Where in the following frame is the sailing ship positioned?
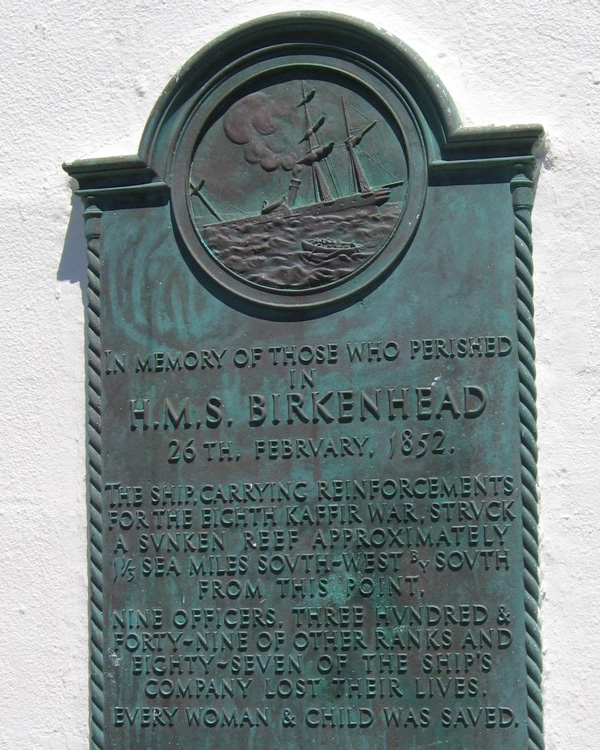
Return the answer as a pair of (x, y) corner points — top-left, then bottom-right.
(191, 83), (404, 289)
(196, 83), (402, 233)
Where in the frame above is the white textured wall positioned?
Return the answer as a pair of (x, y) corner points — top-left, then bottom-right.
(1, 1), (597, 748)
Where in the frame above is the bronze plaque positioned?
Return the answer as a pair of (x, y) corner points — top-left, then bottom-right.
(65, 13), (544, 750)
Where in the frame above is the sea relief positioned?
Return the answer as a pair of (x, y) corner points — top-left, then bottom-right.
(189, 79), (409, 291)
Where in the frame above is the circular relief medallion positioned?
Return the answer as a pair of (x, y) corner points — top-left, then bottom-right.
(172, 57), (427, 309)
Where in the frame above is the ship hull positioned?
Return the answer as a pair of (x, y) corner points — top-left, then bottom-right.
(204, 188), (390, 231)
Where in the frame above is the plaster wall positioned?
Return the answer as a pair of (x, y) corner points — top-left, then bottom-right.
(0, 1), (597, 748)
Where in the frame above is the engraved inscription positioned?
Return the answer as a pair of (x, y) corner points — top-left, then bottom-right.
(101, 331), (525, 743)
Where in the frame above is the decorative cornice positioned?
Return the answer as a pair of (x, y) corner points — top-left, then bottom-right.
(63, 155), (168, 200)
(429, 154), (539, 185)
(442, 124), (543, 159)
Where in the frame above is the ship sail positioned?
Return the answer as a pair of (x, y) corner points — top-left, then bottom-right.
(313, 163), (334, 203)
(294, 85), (387, 206)
(298, 82), (339, 203)
(297, 141), (335, 202)
(348, 142), (371, 194)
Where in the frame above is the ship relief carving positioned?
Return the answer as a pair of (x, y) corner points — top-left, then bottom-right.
(174, 71), (426, 307)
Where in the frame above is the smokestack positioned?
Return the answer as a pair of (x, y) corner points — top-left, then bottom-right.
(288, 178), (301, 207)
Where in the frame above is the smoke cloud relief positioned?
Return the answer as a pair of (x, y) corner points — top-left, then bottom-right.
(223, 92), (298, 172)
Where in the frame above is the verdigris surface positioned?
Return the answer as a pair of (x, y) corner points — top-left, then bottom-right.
(65, 13), (544, 750)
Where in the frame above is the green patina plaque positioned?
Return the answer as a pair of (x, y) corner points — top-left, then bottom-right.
(65, 13), (544, 750)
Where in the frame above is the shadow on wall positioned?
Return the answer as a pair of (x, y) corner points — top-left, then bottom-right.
(57, 190), (86, 303)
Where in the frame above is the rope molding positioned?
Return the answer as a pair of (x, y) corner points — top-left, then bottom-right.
(511, 169), (544, 750)
(84, 199), (105, 750)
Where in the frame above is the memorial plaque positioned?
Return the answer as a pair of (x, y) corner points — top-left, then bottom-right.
(65, 13), (544, 750)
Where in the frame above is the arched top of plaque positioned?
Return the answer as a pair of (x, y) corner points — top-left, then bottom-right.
(148, 15), (433, 309)
(67, 13), (542, 311)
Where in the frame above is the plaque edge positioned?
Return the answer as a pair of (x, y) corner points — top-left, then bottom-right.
(66, 17), (546, 750)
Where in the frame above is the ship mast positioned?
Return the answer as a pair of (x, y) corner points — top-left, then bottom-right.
(342, 97), (376, 195)
(299, 82), (334, 203)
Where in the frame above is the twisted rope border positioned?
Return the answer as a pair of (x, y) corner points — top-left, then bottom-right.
(511, 170), (544, 750)
(84, 200), (105, 750)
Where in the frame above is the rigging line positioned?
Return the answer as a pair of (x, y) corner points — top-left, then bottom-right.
(321, 147), (342, 197)
(379, 131), (398, 175)
(359, 149), (399, 180)
(341, 96), (351, 137)
(223, 200), (244, 214)
(346, 98), (372, 123)
(190, 187), (222, 221)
